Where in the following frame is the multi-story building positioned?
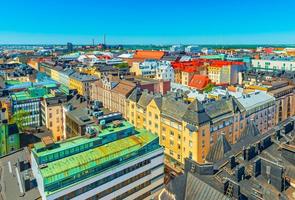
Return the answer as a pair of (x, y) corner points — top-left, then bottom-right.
(58, 68), (76, 87)
(251, 58), (295, 72)
(268, 81), (295, 124)
(130, 60), (174, 82)
(185, 45), (201, 54)
(0, 123), (20, 156)
(10, 87), (48, 127)
(170, 45), (185, 53)
(155, 62), (174, 82)
(10, 85), (66, 128)
(127, 90), (212, 166)
(203, 97), (246, 145)
(41, 94), (68, 141)
(207, 60), (245, 85)
(90, 77), (136, 118)
(31, 118), (164, 200)
(234, 91), (276, 134)
(69, 72), (98, 97)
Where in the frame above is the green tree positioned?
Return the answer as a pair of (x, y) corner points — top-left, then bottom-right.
(114, 63), (129, 69)
(11, 110), (30, 132)
(203, 83), (215, 93)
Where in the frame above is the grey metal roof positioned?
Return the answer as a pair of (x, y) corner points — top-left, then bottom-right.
(161, 97), (189, 122)
(185, 172), (229, 200)
(206, 134), (232, 162)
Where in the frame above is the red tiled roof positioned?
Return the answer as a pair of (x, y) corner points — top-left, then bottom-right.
(188, 75), (211, 90)
(172, 59), (244, 71)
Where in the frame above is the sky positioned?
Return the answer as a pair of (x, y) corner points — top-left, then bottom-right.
(0, 0), (295, 45)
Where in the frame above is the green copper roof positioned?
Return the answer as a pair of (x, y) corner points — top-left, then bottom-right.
(40, 130), (157, 186)
(33, 121), (134, 158)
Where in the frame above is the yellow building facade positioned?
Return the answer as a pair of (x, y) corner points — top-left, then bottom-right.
(126, 91), (212, 168)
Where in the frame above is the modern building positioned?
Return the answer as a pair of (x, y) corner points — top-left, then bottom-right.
(66, 42), (73, 52)
(31, 117), (164, 200)
(184, 45), (201, 54)
(170, 45), (185, 53)
(251, 58), (295, 72)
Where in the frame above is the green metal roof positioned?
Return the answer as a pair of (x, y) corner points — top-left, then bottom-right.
(33, 121), (134, 158)
(40, 129), (157, 186)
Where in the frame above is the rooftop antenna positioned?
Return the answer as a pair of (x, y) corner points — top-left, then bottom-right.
(92, 39), (95, 47)
(104, 34), (106, 46)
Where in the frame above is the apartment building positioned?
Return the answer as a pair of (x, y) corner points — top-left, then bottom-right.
(126, 90), (211, 166)
(234, 91), (276, 134)
(268, 81), (295, 124)
(90, 78), (136, 117)
(69, 72), (98, 97)
(41, 94), (67, 141)
(207, 60), (245, 85)
(31, 118), (164, 200)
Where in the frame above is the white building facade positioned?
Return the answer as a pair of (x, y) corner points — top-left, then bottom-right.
(251, 59), (295, 71)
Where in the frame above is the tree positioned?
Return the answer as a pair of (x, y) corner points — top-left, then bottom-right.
(11, 110), (30, 132)
(203, 83), (215, 93)
(114, 63), (129, 69)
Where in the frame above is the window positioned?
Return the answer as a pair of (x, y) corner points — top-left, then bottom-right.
(155, 123), (158, 128)
(202, 130), (205, 137)
(49, 113), (52, 118)
(49, 121), (52, 127)
(189, 140), (193, 147)
(170, 131), (174, 136)
(170, 150), (174, 156)
(170, 140), (174, 146)
(155, 114), (159, 119)
(202, 140), (205, 148)
(189, 151), (193, 159)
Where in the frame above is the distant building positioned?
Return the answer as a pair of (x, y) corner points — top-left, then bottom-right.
(251, 58), (295, 72)
(69, 72), (98, 97)
(170, 45), (185, 53)
(185, 45), (201, 54)
(31, 118), (164, 200)
(66, 42), (73, 52)
(207, 60), (245, 85)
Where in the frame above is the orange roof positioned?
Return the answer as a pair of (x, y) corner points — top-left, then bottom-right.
(188, 75), (211, 90)
(133, 50), (165, 60)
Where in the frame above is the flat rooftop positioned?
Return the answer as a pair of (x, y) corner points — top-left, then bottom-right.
(40, 130), (157, 186)
(0, 148), (41, 200)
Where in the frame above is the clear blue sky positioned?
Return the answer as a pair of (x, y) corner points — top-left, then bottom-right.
(1, 0), (295, 44)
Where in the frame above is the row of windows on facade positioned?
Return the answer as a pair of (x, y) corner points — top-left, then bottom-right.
(55, 158), (158, 200)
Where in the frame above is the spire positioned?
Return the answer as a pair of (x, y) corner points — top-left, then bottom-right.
(206, 134), (232, 162)
(239, 119), (260, 141)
